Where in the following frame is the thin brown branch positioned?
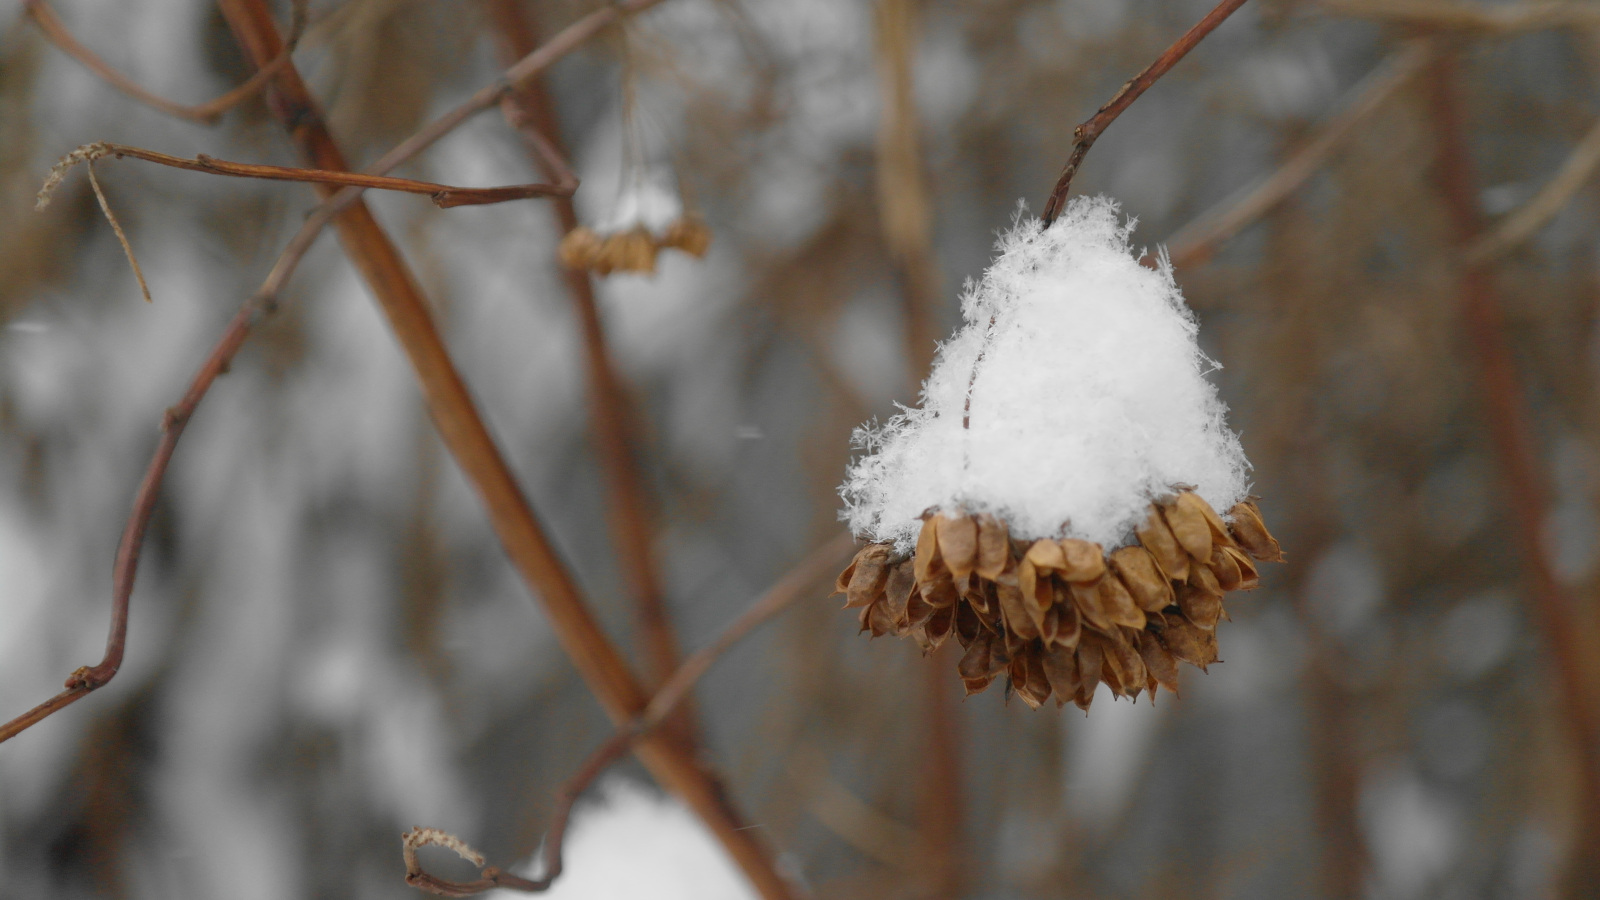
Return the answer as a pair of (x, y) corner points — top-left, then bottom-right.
(1040, 0), (1250, 225)
(1318, 0), (1600, 33)
(212, 2), (797, 898)
(403, 533), (854, 897)
(485, 0), (688, 713)
(1425, 50), (1600, 889)
(1165, 39), (1432, 268)
(0, 0), (664, 748)
(23, 0), (305, 124)
(1466, 112), (1600, 265)
(43, 141), (572, 208)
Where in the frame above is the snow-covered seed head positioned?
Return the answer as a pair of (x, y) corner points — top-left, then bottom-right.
(557, 173), (710, 277)
(834, 196), (1282, 708)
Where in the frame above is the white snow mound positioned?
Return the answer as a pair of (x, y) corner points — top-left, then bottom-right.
(840, 196), (1250, 552)
(491, 779), (759, 900)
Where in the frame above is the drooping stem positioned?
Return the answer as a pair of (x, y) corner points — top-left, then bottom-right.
(1040, 0), (1250, 224)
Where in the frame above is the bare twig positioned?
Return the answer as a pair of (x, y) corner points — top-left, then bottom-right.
(1040, 0), (1251, 224)
(485, 0), (689, 713)
(23, 0), (306, 124)
(42, 141), (573, 208)
(1318, 0), (1600, 33)
(1166, 40), (1432, 268)
(84, 161), (152, 303)
(403, 533), (854, 897)
(1465, 113), (1600, 265)
(0, 0), (669, 752)
(1426, 50), (1600, 888)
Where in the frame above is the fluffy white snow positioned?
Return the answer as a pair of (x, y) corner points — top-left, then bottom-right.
(840, 196), (1250, 551)
(492, 779), (759, 900)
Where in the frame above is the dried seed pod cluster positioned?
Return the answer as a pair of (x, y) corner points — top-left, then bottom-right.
(557, 217), (712, 277)
(835, 492), (1282, 710)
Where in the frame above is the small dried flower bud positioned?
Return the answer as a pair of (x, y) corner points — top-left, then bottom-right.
(1162, 492), (1214, 561)
(1138, 630), (1181, 696)
(1042, 643), (1080, 704)
(1221, 546), (1260, 590)
(914, 516), (943, 583)
(616, 227), (659, 273)
(1177, 583), (1223, 630)
(1058, 539), (1107, 582)
(1226, 500), (1284, 562)
(844, 543), (892, 609)
(1098, 575), (1147, 629)
(1109, 545), (1173, 612)
(662, 216), (712, 257)
(974, 513), (1010, 579)
(558, 226), (602, 270)
(1137, 506), (1190, 581)
(1159, 620), (1219, 669)
(935, 513), (979, 581)
(1024, 538), (1067, 572)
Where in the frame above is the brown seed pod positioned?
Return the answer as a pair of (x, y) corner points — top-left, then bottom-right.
(1177, 582), (1223, 630)
(662, 216), (713, 257)
(1226, 499), (1284, 562)
(1058, 539), (1106, 582)
(1042, 643), (1080, 704)
(1109, 545), (1173, 612)
(936, 513), (980, 582)
(557, 226), (603, 270)
(844, 543), (893, 609)
(839, 496), (1280, 708)
(1159, 620), (1220, 669)
(1162, 492), (1213, 561)
(1097, 574), (1147, 629)
(1137, 506), (1190, 582)
(1138, 630), (1181, 695)
(974, 513), (1010, 579)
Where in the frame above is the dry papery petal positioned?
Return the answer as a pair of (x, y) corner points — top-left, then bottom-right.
(836, 494), (1281, 709)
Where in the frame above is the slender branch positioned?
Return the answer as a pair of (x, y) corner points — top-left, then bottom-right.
(484, 0), (689, 710)
(1465, 113), (1600, 265)
(0, 0), (665, 748)
(44, 141), (573, 208)
(212, 3), (797, 899)
(404, 533), (854, 897)
(1425, 50), (1600, 878)
(23, 0), (305, 124)
(1039, 0), (1250, 224)
(1318, 0), (1600, 33)
(1165, 40), (1432, 268)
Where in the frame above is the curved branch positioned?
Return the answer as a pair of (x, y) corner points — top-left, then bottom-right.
(403, 533), (854, 897)
(1040, 0), (1250, 224)
(23, 0), (306, 124)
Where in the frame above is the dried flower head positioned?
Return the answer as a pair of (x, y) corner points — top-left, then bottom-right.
(558, 173), (710, 276)
(836, 496), (1282, 708)
(836, 197), (1281, 708)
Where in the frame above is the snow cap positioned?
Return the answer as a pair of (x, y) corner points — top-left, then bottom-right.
(841, 196), (1251, 552)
